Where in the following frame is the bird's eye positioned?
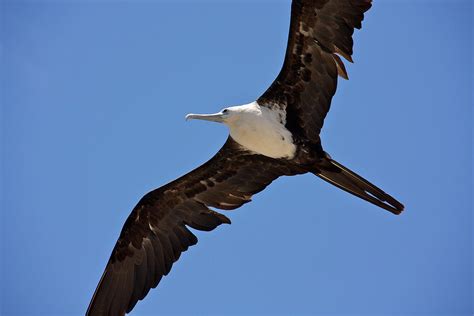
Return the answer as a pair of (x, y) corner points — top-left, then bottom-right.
(222, 109), (229, 114)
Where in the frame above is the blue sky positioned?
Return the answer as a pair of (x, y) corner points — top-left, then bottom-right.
(1, 1), (472, 315)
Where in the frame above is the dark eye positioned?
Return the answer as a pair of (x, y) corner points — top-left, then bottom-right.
(222, 109), (229, 114)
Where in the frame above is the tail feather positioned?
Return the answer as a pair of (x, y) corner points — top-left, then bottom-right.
(312, 157), (404, 215)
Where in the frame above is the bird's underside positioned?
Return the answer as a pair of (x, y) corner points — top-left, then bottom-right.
(87, 0), (404, 315)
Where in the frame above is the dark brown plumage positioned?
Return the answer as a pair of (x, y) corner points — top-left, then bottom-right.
(259, 0), (372, 142)
(257, 0), (403, 214)
(87, 1), (403, 315)
(87, 138), (304, 315)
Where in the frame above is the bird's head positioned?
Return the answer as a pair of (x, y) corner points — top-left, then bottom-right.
(185, 106), (239, 125)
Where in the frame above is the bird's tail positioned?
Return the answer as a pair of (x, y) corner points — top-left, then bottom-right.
(310, 156), (404, 215)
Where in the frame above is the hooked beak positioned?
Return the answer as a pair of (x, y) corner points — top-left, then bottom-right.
(185, 112), (225, 123)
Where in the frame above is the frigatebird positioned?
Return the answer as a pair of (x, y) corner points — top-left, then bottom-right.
(87, 0), (404, 315)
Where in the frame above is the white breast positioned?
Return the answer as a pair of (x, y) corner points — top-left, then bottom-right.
(226, 102), (296, 159)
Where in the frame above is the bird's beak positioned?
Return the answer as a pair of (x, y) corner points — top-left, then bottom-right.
(185, 113), (225, 123)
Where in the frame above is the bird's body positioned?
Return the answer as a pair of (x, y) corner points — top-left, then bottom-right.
(87, 1), (405, 315)
(212, 101), (296, 159)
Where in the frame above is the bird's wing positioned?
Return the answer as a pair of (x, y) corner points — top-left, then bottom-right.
(87, 137), (303, 316)
(258, 0), (372, 143)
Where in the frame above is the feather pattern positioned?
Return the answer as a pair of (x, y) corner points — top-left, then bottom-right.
(258, 0), (372, 143)
(86, 137), (303, 316)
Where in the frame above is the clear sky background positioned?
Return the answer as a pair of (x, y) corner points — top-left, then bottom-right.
(1, 1), (472, 315)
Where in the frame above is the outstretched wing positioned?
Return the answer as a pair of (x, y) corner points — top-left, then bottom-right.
(258, 0), (372, 143)
(87, 137), (303, 316)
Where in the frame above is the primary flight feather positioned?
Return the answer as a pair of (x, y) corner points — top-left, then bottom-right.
(87, 1), (403, 315)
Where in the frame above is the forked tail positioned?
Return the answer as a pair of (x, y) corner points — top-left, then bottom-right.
(311, 157), (404, 215)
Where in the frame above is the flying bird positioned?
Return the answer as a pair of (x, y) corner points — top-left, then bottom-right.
(87, 0), (403, 315)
